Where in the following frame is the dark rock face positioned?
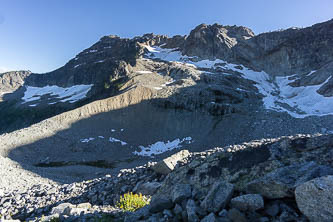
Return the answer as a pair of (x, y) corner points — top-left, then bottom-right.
(183, 23), (254, 60)
(25, 35), (144, 96)
(236, 19), (333, 75)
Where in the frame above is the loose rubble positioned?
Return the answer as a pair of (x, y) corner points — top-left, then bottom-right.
(0, 133), (332, 221)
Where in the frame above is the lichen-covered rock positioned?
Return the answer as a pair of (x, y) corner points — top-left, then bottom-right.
(230, 194), (264, 211)
(295, 175), (333, 222)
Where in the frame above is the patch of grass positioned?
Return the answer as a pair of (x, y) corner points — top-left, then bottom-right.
(116, 192), (150, 212)
(49, 217), (60, 222)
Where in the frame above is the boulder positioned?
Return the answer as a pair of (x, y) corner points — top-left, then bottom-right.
(227, 208), (247, 222)
(201, 212), (218, 222)
(136, 182), (161, 196)
(230, 194), (264, 211)
(149, 196), (173, 213)
(200, 181), (234, 213)
(171, 183), (192, 203)
(50, 203), (74, 215)
(295, 175), (333, 222)
(152, 150), (190, 175)
(186, 199), (200, 222)
(246, 162), (333, 199)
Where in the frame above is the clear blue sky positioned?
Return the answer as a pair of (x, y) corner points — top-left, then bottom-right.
(1, 0), (332, 73)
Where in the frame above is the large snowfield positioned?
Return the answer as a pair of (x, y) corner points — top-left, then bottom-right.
(146, 46), (333, 118)
(22, 84), (93, 105)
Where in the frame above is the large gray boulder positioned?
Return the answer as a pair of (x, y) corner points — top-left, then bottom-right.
(246, 162), (333, 199)
(152, 150), (190, 175)
(295, 175), (333, 222)
(200, 181), (234, 213)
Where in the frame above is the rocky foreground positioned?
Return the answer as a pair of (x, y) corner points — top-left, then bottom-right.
(1, 133), (333, 222)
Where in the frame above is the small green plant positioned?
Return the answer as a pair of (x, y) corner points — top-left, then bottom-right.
(49, 217), (60, 222)
(116, 192), (150, 212)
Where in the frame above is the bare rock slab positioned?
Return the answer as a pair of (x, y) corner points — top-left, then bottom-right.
(152, 150), (190, 174)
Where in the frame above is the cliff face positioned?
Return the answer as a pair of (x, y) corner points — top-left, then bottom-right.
(0, 70), (31, 93)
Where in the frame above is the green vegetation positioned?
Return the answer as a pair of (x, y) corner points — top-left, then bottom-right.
(49, 217), (60, 222)
(116, 192), (150, 212)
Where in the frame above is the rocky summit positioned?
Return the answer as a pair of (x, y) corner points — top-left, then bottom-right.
(0, 19), (333, 222)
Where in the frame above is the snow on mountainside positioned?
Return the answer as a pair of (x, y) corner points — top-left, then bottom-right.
(146, 46), (333, 118)
(22, 84), (93, 106)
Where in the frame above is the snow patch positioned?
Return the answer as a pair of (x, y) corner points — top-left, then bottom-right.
(87, 49), (98, 53)
(239, 65), (333, 118)
(74, 64), (84, 69)
(109, 137), (127, 146)
(133, 137), (193, 157)
(306, 70), (317, 76)
(145, 46), (237, 70)
(146, 45), (333, 118)
(22, 84), (93, 104)
(136, 71), (153, 74)
(80, 137), (95, 143)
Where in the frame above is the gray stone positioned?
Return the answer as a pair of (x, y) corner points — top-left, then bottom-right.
(137, 182), (161, 196)
(68, 207), (86, 216)
(264, 203), (280, 217)
(230, 194), (264, 211)
(227, 208), (247, 222)
(218, 209), (228, 217)
(171, 184), (192, 203)
(295, 175), (333, 222)
(76, 202), (91, 209)
(201, 212), (217, 222)
(163, 209), (173, 218)
(50, 203), (74, 215)
(246, 162), (333, 199)
(152, 150), (190, 174)
(173, 204), (183, 215)
(186, 199), (200, 222)
(40, 214), (60, 222)
(200, 181), (234, 213)
(149, 196), (174, 213)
